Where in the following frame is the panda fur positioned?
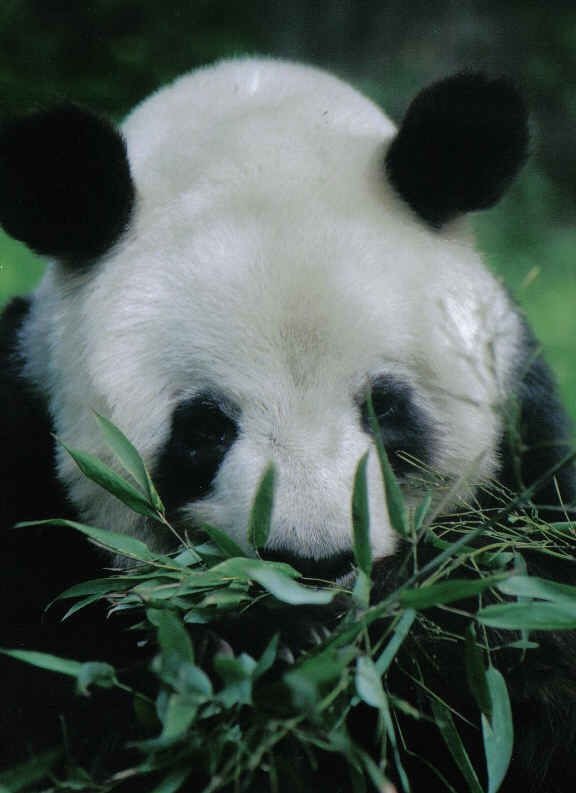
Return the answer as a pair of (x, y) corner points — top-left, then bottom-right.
(0, 58), (575, 790)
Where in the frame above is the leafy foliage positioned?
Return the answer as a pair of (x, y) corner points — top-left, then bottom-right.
(3, 415), (576, 792)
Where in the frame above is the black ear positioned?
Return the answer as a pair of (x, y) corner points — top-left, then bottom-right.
(385, 73), (529, 228)
(0, 103), (135, 261)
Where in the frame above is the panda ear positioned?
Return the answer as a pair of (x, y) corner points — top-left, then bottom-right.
(385, 72), (529, 228)
(0, 103), (135, 261)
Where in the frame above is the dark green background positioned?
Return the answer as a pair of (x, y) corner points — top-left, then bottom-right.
(1, 0), (574, 419)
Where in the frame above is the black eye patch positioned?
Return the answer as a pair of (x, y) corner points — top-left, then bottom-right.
(359, 375), (435, 479)
(153, 394), (239, 512)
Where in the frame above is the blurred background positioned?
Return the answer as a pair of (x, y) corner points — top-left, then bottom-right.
(0, 0), (574, 419)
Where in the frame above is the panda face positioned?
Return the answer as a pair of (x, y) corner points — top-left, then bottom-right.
(15, 58), (528, 566)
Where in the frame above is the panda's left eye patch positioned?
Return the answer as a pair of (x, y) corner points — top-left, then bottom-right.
(153, 395), (238, 511)
(359, 375), (435, 479)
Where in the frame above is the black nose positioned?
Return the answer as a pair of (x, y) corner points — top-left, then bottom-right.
(260, 548), (355, 581)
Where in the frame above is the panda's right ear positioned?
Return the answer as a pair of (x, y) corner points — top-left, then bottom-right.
(385, 72), (529, 228)
(0, 103), (135, 262)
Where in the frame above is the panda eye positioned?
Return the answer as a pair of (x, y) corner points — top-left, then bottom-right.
(359, 376), (435, 479)
(370, 388), (401, 420)
(173, 398), (237, 450)
(153, 394), (239, 509)
(360, 376), (408, 428)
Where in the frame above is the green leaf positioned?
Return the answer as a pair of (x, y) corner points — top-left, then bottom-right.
(62, 593), (107, 621)
(498, 575), (576, 605)
(362, 665), (411, 792)
(254, 634), (279, 680)
(0, 650), (122, 700)
(171, 547), (202, 567)
(549, 521), (576, 532)
(0, 748), (62, 792)
(364, 390), (408, 537)
(149, 610), (194, 663)
(202, 524), (247, 558)
(93, 411), (165, 513)
(352, 569), (372, 608)
(210, 556), (299, 580)
(464, 624), (491, 720)
(214, 653), (257, 707)
(248, 463), (276, 550)
(375, 609), (416, 675)
(413, 493), (433, 532)
(248, 565), (335, 605)
(60, 441), (159, 517)
(0, 648), (83, 677)
(352, 452), (372, 576)
(507, 639), (539, 650)
(76, 661), (118, 695)
(400, 576), (502, 610)
(482, 668), (513, 793)
(478, 601), (576, 630)
(158, 693), (198, 742)
(183, 610), (213, 624)
(17, 519), (158, 562)
(356, 748), (390, 793)
(54, 577), (136, 601)
(198, 589), (251, 609)
(431, 699), (484, 793)
(285, 646), (356, 711)
(356, 655), (386, 709)
(177, 662), (213, 699)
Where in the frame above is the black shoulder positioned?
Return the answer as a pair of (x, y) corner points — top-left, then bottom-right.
(1, 298), (139, 767)
(496, 321), (575, 518)
(0, 297), (71, 531)
(0, 296), (105, 620)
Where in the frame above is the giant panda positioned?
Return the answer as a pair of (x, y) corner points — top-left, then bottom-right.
(1, 58), (575, 790)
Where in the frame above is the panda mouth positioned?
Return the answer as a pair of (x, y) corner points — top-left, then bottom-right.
(260, 549), (355, 583)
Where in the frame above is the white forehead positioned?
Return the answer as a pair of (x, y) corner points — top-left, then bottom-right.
(22, 58), (521, 544)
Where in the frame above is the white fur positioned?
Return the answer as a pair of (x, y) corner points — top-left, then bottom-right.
(20, 57), (523, 560)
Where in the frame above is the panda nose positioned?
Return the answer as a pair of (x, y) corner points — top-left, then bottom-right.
(260, 548), (355, 581)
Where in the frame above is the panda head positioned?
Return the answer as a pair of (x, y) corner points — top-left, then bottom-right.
(1, 59), (529, 576)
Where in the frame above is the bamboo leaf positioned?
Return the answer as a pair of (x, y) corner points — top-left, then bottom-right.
(0, 648), (83, 678)
(248, 463), (276, 550)
(76, 661), (118, 695)
(400, 576), (502, 610)
(254, 634), (279, 680)
(482, 668), (513, 793)
(352, 452), (372, 576)
(364, 390), (408, 537)
(413, 494), (433, 532)
(210, 556), (299, 580)
(431, 699), (484, 793)
(60, 441), (159, 517)
(464, 624), (492, 720)
(478, 601), (576, 631)
(149, 609), (194, 663)
(497, 575), (576, 605)
(54, 577), (135, 601)
(158, 693), (197, 742)
(248, 566), (335, 605)
(375, 609), (416, 675)
(202, 524), (246, 558)
(352, 569), (372, 608)
(93, 411), (165, 514)
(356, 655), (386, 709)
(17, 519), (158, 562)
